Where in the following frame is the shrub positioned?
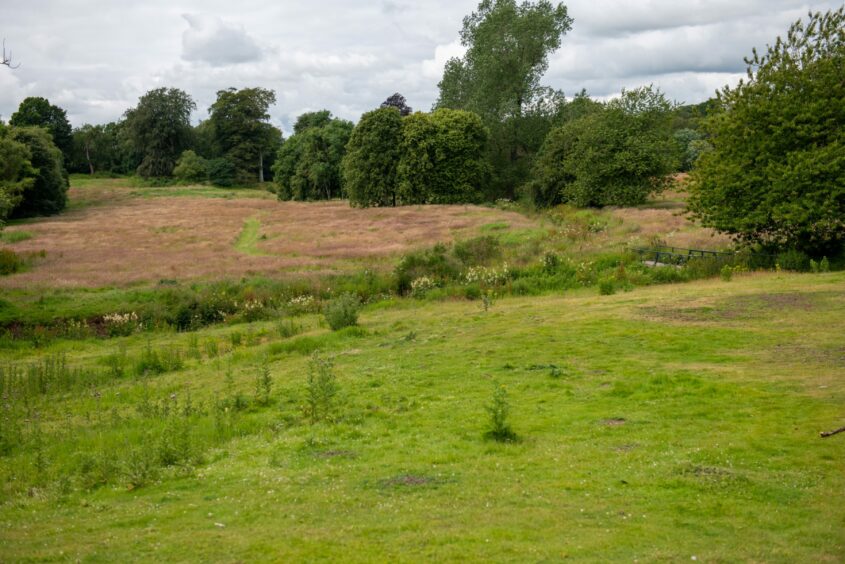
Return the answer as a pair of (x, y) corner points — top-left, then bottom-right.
(342, 107), (403, 207)
(395, 244), (460, 294)
(484, 383), (517, 442)
(720, 264), (733, 281)
(207, 158), (236, 187)
(173, 150), (208, 183)
(598, 277), (616, 295)
(0, 249), (23, 275)
(8, 126), (69, 217)
(776, 249), (810, 272)
(453, 235), (501, 265)
(323, 293), (360, 331)
(305, 354), (339, 424)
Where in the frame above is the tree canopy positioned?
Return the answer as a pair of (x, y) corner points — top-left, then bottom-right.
(124, 88), (196, 178)
(436, 0), (572, 198)
(7, 126), (68, 217)
(10, 97), (73, 165)
(342, 107), (404, 207)
(274, 112), (353, 201)
(208, 87), (279, 184)
(528, 86), (678, 207)
(380, 93), (412, 117)
(0, 123), (34, 225)
(397, 109), (490, 204)
(687, 7), (845, 256)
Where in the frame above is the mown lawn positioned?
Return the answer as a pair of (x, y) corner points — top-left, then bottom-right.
(1, 271), (843, 561)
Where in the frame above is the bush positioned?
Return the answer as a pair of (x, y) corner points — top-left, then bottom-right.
(453, 235), (501, 265)
(395, 243), (460, 295)
(0, 249), (23, 275)
(173, 150), (208, 183)
(8, 126), (69, 217)
(342, 107), (403, 207)
(323, 293), (360, 331)
(777, 249), (810, 272)
(720, 264), (733, 281)
(207, 158), (235, 187)
(484, 383), (517, 442)
(598, 277), (616, 295)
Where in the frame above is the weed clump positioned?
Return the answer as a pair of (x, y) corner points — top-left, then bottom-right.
(323, 293), (360, 331)
(305, 354), (339, 424)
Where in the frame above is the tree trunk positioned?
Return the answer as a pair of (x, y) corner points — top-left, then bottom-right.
(85, 144), (94, 175)
(258, 151), (264, 183)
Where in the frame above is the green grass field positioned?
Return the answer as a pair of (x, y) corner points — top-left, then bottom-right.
(1, 270), (843, 561)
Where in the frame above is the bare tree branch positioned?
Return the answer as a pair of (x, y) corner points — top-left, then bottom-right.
(2, 39), (21, 69)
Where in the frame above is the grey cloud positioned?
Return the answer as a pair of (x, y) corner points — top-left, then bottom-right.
(181, 14), (262, 66)
(0, 0), (841, 129)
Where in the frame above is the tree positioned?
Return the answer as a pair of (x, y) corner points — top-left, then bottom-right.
(274, 112), (353, 201)
(380, 93), (412, 116)
(527, 86), (678, 207)
(342, 107), (403, 207)
(397, 109), (490, 204)
(208, 87), (279, 184)
(10, 97), (73, 165)
(436, 0), (572, 198)
(124, 88), (195, 178)
(0, 123), (34, 225)
(688, 8), (845, 256)
(8, 126), (68, 217)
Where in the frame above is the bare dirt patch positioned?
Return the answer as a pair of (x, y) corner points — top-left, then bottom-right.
(0, 193), (536, 288)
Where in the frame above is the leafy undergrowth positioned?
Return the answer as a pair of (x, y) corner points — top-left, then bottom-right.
(0, 271), (843, 561)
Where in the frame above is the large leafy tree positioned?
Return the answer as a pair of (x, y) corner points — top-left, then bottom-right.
(208, 87), (279, 184)
(124, 88), (196, 178)
(10, 97), (73, 166)
(7, 126), (68, 217)
(274, 112), (353, 201)
(688, 8), (845, 256)
(397, 109), (490, 204)
(528, 86), (678, 207)
(436, 0), (572, 198)
(342, 107), (403, 207)
(0, 123), (34, 225)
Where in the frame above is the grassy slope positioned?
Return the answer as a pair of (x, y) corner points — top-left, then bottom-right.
(1, 271), (844, 561)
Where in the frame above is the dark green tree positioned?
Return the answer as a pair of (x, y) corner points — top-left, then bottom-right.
(173, 150), (208, 183)
(688, 8), (845, 256)
(528, 86), (678, 207)
(342, 107), (403, 207)
(0, 123), (34, 225)
(436, 0), (573, 198)
(274, 113), (353, 201)
(397, 108), (490, 204)
(8, 126), (69, 217)
(124, 88), (196, 178)
(9, 97), (73, 166)
(208, 87), (279, 184)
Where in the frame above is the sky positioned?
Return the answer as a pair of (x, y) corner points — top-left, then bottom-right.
(1, 0), (841, 133)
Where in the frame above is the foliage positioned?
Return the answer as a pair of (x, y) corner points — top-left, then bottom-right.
(69, 121), (137, 175)
(124, 88), (196, 178)
(380, 93), (413, 116)
(9, 97), (73, 165)
(208, 87), (280, 184)
(0, 249), (23, 275)
(0, 124), (35, 223)
(436, 0), (573, 198)
(342, 107), (403, 207)
(323, 293), (361, 331)
(396, 109), (490, 204)
(7, 126), (69, 217)
(528, 86), (679, 207)
(173, 150), (208, 183)
(206, 158), (235, 187)
(673, 128), (711, 172)
(274, 113), (353, 200)
(305, 354), (339, 424)
(688, 8), (845, 256)
(484, 382), (516, 442)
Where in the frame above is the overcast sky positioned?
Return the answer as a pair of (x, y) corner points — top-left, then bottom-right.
(1, 0), (841, 133)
